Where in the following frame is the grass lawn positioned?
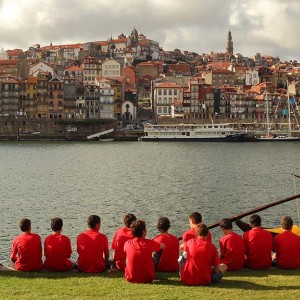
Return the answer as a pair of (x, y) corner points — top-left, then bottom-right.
(0, 268), (299, 300)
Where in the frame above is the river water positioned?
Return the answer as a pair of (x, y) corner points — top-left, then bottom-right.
(0, 141), (300, 264)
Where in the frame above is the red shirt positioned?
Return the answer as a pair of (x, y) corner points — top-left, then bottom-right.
(111, 227), (134, 270)
(44, 233), (73, 271)
(182, 228), (212, 244)
(152, 233), (180, 272)
(124, 237), (161, 283)
(274, 230), (300, 269)
(219, 232), (245, 271)
(243, 227), (273, 269)
(11, 232), (43, 271)
(181, 237), (219, 286)
(77, 229), (109, 273)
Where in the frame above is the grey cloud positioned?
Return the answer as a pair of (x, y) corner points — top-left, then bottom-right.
(1, 0), (300, 61)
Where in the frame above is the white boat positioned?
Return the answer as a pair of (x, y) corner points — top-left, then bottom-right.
(256, 134), (300, 141)
(139, 123), (246, 142)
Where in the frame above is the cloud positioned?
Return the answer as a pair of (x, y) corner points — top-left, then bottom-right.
(0, 0), (300, 61)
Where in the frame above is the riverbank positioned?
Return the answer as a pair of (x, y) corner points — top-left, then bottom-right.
(0, 268), (299, 300)
(0, 129), (144, 141)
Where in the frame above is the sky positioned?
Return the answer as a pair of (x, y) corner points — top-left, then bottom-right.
(0, 0), (300, 61)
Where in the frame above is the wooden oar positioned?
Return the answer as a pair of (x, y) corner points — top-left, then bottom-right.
(291, 173), (300, 179)
(207, 193), (300, 230)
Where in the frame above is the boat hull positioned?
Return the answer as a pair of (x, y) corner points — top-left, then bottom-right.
(256, 137), (300, 142)
(139, 134), (247, 142)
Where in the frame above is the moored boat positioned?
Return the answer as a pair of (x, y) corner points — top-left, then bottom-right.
(139, 123), (247, 142)
(255, 133), (300, 142)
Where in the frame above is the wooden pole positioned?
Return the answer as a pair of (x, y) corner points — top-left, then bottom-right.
(291, 174), (300, 179)
(208, 193), (300, 229)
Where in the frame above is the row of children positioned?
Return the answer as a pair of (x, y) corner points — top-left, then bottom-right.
(2, 212), (300, 286)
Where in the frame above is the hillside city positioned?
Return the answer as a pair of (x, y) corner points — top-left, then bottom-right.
(0, 27), (300, 137)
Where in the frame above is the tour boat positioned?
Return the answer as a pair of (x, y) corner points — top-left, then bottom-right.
(139, 123), (247, 142)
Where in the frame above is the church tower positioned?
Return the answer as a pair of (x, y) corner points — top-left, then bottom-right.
(226, 30), (234, 58)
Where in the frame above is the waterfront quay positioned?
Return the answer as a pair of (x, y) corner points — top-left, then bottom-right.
(0, 117), (299, 141)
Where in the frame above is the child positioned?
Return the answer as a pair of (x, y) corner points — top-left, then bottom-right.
(44, 217), (73, 271)
(152, 217), (179, 272)
(10, 218), (43, 271)
(124, 219), (165, 283)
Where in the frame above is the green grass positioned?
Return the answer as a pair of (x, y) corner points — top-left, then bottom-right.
(0, 268), (299, 300)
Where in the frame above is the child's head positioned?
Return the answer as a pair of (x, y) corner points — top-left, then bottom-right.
(130, 219), (146, 238)
(249, 214), (261, 227)
(219, 218), (233, 230)
(124, 213), (137, 228)
(157, 217), (170, 233)
(189, 212), (202, 228)
(194, 223), (208, 238)
(51, 217), (63, 232)
(19, 218), (31, 232)
(87, 215), (101, 229)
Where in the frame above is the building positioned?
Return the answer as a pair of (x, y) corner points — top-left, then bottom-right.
(245, 68), (259, 86)
(153, 81), (181, 117)
(96, 78), (115, 119)
(102, 59), (121, 77)
(64, 65), (83, 83)
(226, 30), (234, 60)
(82, 56), (101, 85)
(205, 69), (235, 86)
(29, 61), (55, 78)
(64, 78), (78, 119)
(0, 78), (20, 118)
(24, 76), (37, 119)
(36, 72), (48, 118)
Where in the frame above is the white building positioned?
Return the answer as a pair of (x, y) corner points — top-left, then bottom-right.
(29, 61), (55, 77)
(246, 68), (259, 86)
(96, 78), (115, 119)
(102, 59), (121, 77)
(121, 100), (136, 121)
(153, 81), (181, 117)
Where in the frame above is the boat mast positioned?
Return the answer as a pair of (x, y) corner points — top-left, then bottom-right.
(287, 80), (292, 135)
(265, 92), (270, 136)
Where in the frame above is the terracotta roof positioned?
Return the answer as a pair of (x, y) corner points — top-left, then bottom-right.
(0, 78), (19, 83)
(207, 62), (232, 70)
(26, 77), (38, 84)
(0, 59), (20, 65)
(65, 66), (83, 71)
(40, 43), (83, 51)
(111, 38), (127, 43)
(92, 41), (109, 46)
(156, 82), (180, 88)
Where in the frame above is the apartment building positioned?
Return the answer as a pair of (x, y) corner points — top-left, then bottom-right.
(82, 56), (101, 85)
(153, 81), (181, 117)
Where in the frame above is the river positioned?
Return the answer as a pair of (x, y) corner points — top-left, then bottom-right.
(0, 141), (300, 264)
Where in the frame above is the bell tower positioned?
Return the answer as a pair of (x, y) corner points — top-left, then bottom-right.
(226, 29), (234, 57)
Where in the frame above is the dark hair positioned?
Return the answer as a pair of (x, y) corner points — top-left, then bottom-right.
(19, 218), (31, 232)
(219, 218), (232, 230)
(189, 212), (202, 224)
(123, 213), (137, 228)
(87, 215), (101, 229)
(249, 214), (261, 227)
(281, 216), (293, 230)
(130, 219), (146, 238)
(51, 217), (63, 232)
(195, 223), (208, 238)
(157, 217), (170, 232)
